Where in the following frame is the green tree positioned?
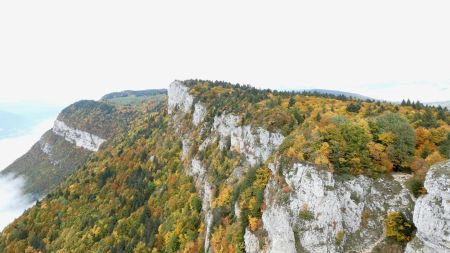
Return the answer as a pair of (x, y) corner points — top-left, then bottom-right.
(385, 212), (415, 242)
(321, 117), (372, 174)
(315, 112), (321, 122)
(417, 109), (439, 129)
(346, 103), (361, 113)
(374, 112), (415, 169)
(288, 97), (296, 108)
(292, 108), (304, 125)
(439, 133), (450, 158)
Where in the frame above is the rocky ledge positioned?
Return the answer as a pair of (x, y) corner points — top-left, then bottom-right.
(52, 120), (105, 152)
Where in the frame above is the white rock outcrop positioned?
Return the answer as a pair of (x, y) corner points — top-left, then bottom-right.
(244, 229), (261, 253)
(406, 160), (450, 253)
(38, 139), (60, 166)
(39, 140), (52, 156)
(203, 181), (213, 253)
(168, 81), (194, 114)
(259, 163), (414, 253)
(262, 179), (297, 253)
(213, 114), (284, 167)
(193, 103), (206, 126)
(182, 139), (190, 161)
(52, 120), (105, 152)
(189, 159), (206, 179)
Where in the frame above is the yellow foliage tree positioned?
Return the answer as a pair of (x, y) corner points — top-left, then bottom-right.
(367, 141), (393, 172)
(385, 212), (414, 242)
(210, 226), (226, 253)
(216, 185), (233, 207)
(425, 151), (444, 166)
(314, 142), (331, 168)
(254, 167), (272, 190)
(379, 132), (395, 146)
(248, 216), (259, 232)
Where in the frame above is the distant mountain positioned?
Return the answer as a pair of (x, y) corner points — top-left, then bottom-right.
(101, 89), (167, 105)
(0, 103), (61, 139)
(426, 100), (450, 109)
(303, 89), (375, 100)
(102, 89), (167, 99)
(0, 110), (30, 139)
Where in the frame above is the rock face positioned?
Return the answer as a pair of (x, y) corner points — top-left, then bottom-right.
(213, 114), (284, 167)
(193, 103), (206, 126)
(406, 160), (450, 253)
(168, 80), (194, 114)
(169, 82), (287, 252)
(248, 162), (415, 253)
(244, 229), (262, 253)
(52, 120), (105, 152)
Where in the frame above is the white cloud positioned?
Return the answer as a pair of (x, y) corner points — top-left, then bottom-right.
(0, 0), (449, 104)
(0, 175), (34, 231)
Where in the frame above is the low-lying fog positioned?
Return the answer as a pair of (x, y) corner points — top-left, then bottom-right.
(0, 175), (33, 230)
(0, 118), (55, 231)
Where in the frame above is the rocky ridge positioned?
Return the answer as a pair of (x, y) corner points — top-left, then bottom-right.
(168, 80), (449, 253)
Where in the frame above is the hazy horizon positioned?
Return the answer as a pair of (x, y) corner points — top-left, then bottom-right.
(1, 1), (449, 106)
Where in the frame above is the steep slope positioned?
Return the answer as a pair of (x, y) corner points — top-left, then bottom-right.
(1, 93), (164, 198)
(0, 80), (449, 252)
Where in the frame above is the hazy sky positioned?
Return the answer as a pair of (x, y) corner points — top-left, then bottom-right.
(0, 0), (449, 105)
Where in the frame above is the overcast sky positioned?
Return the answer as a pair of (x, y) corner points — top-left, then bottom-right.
(0, 0), (449, 106)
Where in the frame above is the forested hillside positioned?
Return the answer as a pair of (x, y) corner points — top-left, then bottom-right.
(1, 91), (165, 197)
(1, 80), (449, 252)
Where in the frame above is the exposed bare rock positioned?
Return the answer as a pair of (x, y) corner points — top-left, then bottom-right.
(193, 103), (206, 126)
(168, 80), (193, 114)
(52, 120), (105, 151)
(406, 160), (450, 253)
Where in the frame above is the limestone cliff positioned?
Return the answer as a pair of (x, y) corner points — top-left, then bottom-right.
(168, 81), (448, 253)
(406, 161), (450, 253)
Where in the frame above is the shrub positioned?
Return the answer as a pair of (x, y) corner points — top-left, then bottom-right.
(406, 177), (426, 198)
(336, 231), (345, 244)
(385, 211), (415, 242)
(439, 133), (450, 158)
(298, 204), (314, 221)
(346, 103), (361, 113)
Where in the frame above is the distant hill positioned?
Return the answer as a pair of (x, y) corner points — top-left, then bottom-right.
(1, 90), (165, 197)
(101, 89), (167, 105)
(426, 100), (450, 109)
(0, 110), (24, 132)
(0, 103), (61, 139)
(303, 89), (375, 100)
